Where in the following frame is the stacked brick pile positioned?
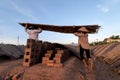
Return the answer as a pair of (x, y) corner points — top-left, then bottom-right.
(23, 39), (42, 67)
(23, 39), (71, 67)
(42, 49), (70, 67)
(42, 50), (55, 65)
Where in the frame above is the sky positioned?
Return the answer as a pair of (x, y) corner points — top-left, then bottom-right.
(0, 0), (120, 45)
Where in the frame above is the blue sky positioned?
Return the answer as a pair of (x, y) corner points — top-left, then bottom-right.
(0, 0), (120, 45)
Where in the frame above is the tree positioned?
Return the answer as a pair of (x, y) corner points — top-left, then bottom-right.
(110, 35), (120, 39)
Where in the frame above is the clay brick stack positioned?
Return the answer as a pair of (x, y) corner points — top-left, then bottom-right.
(23, 39), (42, 67)
(54, 49), (70, 67)
(42, 50), (55, 65)
(54, 49), (70, 63)
(23, 39), (71, 67)
(42, 49), (70, 68)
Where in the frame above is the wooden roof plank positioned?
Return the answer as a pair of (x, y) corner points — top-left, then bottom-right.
(19, 23), (100, 34)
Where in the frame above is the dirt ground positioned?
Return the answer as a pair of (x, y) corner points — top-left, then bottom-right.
(0, 57), (120, 80)
(0, 43), (120, 80)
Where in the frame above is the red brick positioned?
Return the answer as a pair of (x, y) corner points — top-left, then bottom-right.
(47, 60), (54, 63)
(55, 53), (62, 57)
(42, 57), (49, 64)
(23, 61), (31, 67)
(55, 48), (61, 50)
(57, 49), (69, 54)
(23, 54), (31, 59)
(27, 39), (35, 44)
(54, 63), (63, 68)
(57, 50), (64, 54)
(47, 50), (54, 54)
(47, 63), (54, 67)
(42, 61), (47, 65)
(42, 57), (49, 60)
(24, 48), (32, 55)
(25, 46), (35, 53)
(24, 57), (31, 62)
(45, 53), (52, 57)
(54, 57), (63, 63)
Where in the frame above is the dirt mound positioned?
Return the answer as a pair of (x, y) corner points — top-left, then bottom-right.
(0, 44), (24, 60)
(0, 57), (119, 80)
(91, 42), (120, 76)
(0, 57), (85, 80)
(0, 43), (120, 80)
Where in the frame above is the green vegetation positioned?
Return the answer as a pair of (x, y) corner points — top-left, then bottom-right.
(90, 41), (107, 46)
(90, 35), (120, 46)
(110, 35), (120, 39)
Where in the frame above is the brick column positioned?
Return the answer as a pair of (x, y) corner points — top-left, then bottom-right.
(23, 39), (42, 67)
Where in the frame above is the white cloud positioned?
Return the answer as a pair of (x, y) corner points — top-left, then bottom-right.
(101, 7), (109, 13)
(97, 0), (120, 13)
(97, 5), (109, 13)
(10, 1), (37, 20)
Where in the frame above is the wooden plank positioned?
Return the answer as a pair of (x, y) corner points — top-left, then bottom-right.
(19, 22), (100, 34)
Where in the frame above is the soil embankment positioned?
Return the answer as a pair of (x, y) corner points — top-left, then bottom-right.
(0, 44), (24, 61)
(0, 43), (120, 80)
